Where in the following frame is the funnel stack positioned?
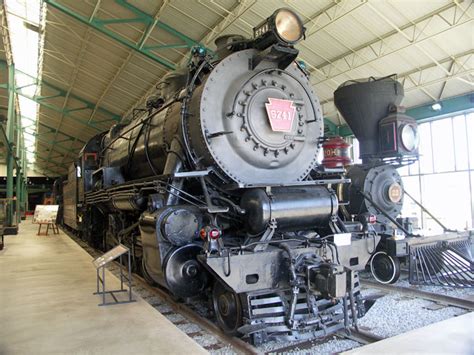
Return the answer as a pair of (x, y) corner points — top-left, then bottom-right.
(334, 77), (403, 161)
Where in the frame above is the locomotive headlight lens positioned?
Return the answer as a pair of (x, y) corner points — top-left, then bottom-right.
(274, 9), (304, 43)
(253, 8), (305, 46)
(388, 183), (403, 203)
(400, 124), (419, 152)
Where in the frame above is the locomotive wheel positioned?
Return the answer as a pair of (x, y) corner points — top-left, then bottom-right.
(370, 251), (401, 284)
(163, 245), (208, 298)
(212, 281), (243, 335)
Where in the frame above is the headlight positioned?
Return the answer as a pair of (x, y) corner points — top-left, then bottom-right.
(253, 8), (305, 46)
(274, 9), (304, 43)
(388, 182), (402, 203)
(400, 124), (419, 152)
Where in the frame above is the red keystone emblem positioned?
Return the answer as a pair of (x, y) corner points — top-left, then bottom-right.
(265, 98), (296, 132)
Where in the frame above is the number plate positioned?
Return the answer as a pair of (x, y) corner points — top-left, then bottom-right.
(265, 98), (296, 132)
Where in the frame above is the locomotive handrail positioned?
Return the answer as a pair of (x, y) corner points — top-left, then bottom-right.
(222, 178), (351, 190)
(173, 168), (211, 178)
(84, 174), (207, 209)
(179, 57), (213, 168)
(99, 98), (180, 155)
(358, 189), (419, 237)
(402, 188), (454, 232)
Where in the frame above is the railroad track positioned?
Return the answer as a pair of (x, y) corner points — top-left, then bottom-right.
(64, 230), (258, 355)
(344, 328), (384, 344)
(67, 227), (471, 354)
(360, 279), (474, 311)
(264, 328), (382, 354)
(63, 229), (397, 354)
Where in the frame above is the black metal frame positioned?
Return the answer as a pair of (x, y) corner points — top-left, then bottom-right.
(93, 249), (136, 306)
(409, 238), (473, 287)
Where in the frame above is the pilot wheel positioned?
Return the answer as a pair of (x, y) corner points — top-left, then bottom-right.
(370, 251), (401, 284)
(212, 281), (243, 335)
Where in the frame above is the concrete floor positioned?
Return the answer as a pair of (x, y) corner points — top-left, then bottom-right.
(0, 220), (207, 355)
(345, 312), (474, 354)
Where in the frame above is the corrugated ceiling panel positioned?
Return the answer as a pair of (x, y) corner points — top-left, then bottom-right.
(31, 0), (473, 174)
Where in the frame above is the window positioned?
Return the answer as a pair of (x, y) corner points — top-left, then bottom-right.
(418, 123), (433, 174)
(346, 112), (474, 231)
(398, 112), (474, 232)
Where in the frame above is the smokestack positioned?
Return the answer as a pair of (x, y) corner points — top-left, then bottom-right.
(334, 76), (403, 161)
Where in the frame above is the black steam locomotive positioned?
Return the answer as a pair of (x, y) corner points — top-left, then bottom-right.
(57, 8), (472, 344)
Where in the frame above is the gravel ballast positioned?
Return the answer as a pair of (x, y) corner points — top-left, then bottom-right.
(358, 292), (467, 338)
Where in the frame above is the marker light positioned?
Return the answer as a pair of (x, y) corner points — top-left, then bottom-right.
(369, 215), (377, 224)
(209, 229), (221, 240)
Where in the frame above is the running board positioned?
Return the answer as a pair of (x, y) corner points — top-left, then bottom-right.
(409, 238), (473, 287)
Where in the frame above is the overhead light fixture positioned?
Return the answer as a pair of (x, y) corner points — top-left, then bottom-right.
(23, 21), (40, 33)
(431, 102), (442, 111)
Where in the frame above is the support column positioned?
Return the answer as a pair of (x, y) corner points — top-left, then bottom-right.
(15, 112), (22, 225)
(6, 63), (15, 227)
(22, 149), (28, 215)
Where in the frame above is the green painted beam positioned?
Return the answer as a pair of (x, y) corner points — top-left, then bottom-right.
(23, 149), (69, 170)
(21, 115), (87, 144)
(5, 63), (16, 226)
(44, 0), (209, 71)
(16, 101), (22, 224)
(406, 93), (474, 122)
(0, 61), (121, 133)
(324, 118), (339, 136)
(32, 133), (78, 155)
(338, 125), (353, 137)
(335, 92), (474, 137)
(0, 124), (20, 170)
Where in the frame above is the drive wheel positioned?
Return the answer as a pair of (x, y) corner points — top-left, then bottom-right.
(212, 281), (243, 335)
(370, 251), (401, 284)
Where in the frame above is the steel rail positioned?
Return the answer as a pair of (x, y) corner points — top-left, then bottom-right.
(345, 328), (384, 345)
(131, 273), (260, 355)
(361, 279), (474, 310)
(62, 227), (260, 355)
(265, 327), (383, 354)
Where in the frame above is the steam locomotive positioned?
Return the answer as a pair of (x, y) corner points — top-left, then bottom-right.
(333, 79), (472, 288)
(57, 8), (472, 344)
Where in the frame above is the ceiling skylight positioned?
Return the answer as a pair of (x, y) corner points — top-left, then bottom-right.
(5, 0), (42, 166)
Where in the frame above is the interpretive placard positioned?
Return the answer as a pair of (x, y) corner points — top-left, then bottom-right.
(92, 244), (129, 269)
(33, 205), (59, 224)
